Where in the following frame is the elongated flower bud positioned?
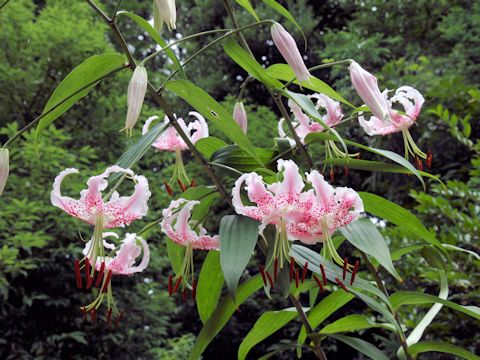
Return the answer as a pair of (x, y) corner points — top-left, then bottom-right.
(349, 61), (391, 121)
(154, 0), (176, 31)
(125, 66), (148, 136)
(0, 148), (9, 196)
(233, 102), (247, 134)
(271, 22), (311, 83)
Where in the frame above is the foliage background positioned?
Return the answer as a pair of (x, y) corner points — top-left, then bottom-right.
(0, 0), (478, 359)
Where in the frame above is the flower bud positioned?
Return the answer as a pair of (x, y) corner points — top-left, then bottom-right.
(349, 61), (391, 121)
(233, 101), (247, 134)
(154, 0), (177, 31)
(0, 148), (9, 196)
(271, 22), (311, 83)
(125, 66), (148, 136)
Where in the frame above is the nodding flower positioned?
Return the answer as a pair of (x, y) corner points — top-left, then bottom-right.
(271, 22), (311, 84)
(232, 159), (363, 269)
(350, 61), (427, 161)
(80, 232), (150, 320)
(142, 113), (208, 189)
(154, 0), (177, 31)
(161, 198), (219, 297)
(233, 101), (248, 135)
(124, 66), (148, 137)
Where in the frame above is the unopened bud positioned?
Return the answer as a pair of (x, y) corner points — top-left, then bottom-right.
(154, 0), (176, 31)
(125, 66), (148, 136)
(233, 102), (247, 134)
(271, 22), (311, 84)
(0, 149), (9, 196)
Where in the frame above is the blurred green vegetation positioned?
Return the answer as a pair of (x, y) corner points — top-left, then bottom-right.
(0, 0), (479, 359)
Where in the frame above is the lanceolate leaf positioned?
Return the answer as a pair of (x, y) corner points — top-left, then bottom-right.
(188, 276), (263, 360)
(408, 341), (480, 360)
(166, 238), (184, 275)
(117, 11), (185, 78)
(327, 334), (390, 360)
(211, 145), (277, 172)
(319, 314), (395, 334)
(238, 309), (298, 360)
(195, 137), (228, 160)
(219, 215), (260, 298)
(197, 251), (224, 324)
(35, 53), (126, 147)
(340, 218), (402, 281)
(165, 80), (262, 165)
(235, 0), (259, 21)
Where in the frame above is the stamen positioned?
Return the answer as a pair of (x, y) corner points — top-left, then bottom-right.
(426, 150), (433, 168)
(329, 167), (334, 182)
(115, 311), (125, 327)
(320, 264), (327, 285)
(356, 153), (361, 159)
(313, 275), (324, 293)
(172, 276), (182, 294)
(164, 181), (174, 197)
(335, 277), (349, 293)
(266, 271), (274, 288)
(273, 258), (278, 282)
(190, 179), (196, 188)
(259, 266), (267, 286)
(182, 289), (187, 302)
(342, 258), (348, 280)
(81, 306), (87, 320)
(192, 279), (197, 300)
(74, 260), (83, 289)
(106, 308), (112, 326)
(95, 262), (105, 288)
(415, 156), (423, 171)
(289, 257), (295, 281)
(350, 260), (360, 285)
(301, 261), (308, 283)
(344, 166), (349, 177)
(85, 258), (92, 288)
(102, 270), (113, 293)
(295, 268), (299, 288)
(90, 308), (96, 322)
(177, 179), (187, 192)
(168, 275), (173, 296)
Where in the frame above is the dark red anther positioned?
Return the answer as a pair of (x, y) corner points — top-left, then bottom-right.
(273, 258), (278, 282)
(266, 271), (274, 288)
(335, 277), (349, 293)
(172, 276), (182, 294)
(289, 257), (295, 281)
(350, 260), (360, 285)
(295, 268), (299, 288)
(426, 150), (433, 168)
(190, 179), (196, 188)
(329, 167), (335, 182)
(301, 261), (308, 283)
(415, 156), (423, 171)
(106, 308), (112, 326)
(168, 275), (173, 296)
(182, 289), (187, 302)
(342, 257), (349, 280)
(164, 181), (174, 197)
(192, 279), (197, 300)
(313, 274), (325, 293)
(259, 266), (267, 286)
(320, 264), (327, 285)
(90, 308), (96, 322)
(101, 270), (113, 293)
(74, 260), (83, 289)
(115, 311), (124, 327)
(85, 258), (91, 288)
(95, 262), (105, 288)
(344, 166), (349, 177)
(177, 179), (187, 192)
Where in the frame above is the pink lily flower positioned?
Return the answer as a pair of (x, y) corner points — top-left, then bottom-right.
(142, 112), (209, 187)
(233, 101), (248, 134)
(232, 159), (363, 267)
(51, 165), (150, 229)
(271, 22), (311, 84)
(161, 198), (219, 294)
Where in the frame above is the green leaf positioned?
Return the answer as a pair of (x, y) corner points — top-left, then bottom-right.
(219, 215), (260, 298)
(262, 0), (305, 45)
(188, 276), (263, 360)
(390, 291), (480, 320)
(181, 185), (219, 221)
(117, 11), (186, 78)
(212, 145), (276, 172)
(195, 137), (228, 160)
(442, 244), (480, 260)
(223, 38), (283, 88)
(408, 341), (480, 360)
(327, 334), (390, 360)
(297, 290), (354, 357)
(197, 251), (224, 324)
(166, 238), (184, 275)
(319, 314), (395, 334)
(35, 53), (126, 147)
(340, 218), (402, 281)
(238, 309), (298, 360)
(266, 64), (352, 106)
(165, 80), (261, 164)
(359, 192), (444, 250)
(235, 0), (259, 21)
